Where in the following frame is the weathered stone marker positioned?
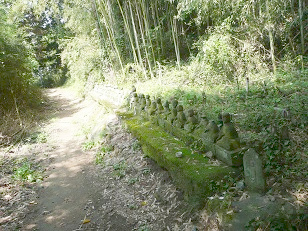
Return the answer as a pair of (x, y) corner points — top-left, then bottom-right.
(156, 98), (164, 114)
(216, 112), (240, 151)
(163, 100), (170, 118)
(243, 148), (266, 193)
(139, 94), (146, 113)
(176, 105), (186, 128)
(184, 109), (198, 133)
(145, 95), (151, 111)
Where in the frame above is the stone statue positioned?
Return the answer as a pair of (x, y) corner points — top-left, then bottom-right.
(139, 94), (146, 112)
(193, 112), (208, 137)
(171, 99), (178, 109)
(176, 105), (186, 128)
(149, 101), (157, 116)
(163, 100), (170, 118)
(217, 113), (223, 129)
(145, 95), (151, 111)
(199, 112), (209, 126)
(156, 98), (164, 114)
(168, 106), (178, 124)
(202, 92), (207, 104)
(184, 109), (198, 133)
(127, 85), (137, 106)
(216, 112), (240, 150)
(130, 92), (139, 115)
(203, 120), (219, 143)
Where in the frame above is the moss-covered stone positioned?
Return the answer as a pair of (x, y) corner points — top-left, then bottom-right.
(119, 113), (239, 205)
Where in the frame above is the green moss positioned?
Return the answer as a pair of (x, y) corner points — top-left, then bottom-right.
(120, 113), (239, 206)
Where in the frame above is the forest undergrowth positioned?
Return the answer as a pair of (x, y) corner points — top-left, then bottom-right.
(103, 64), (308, 230)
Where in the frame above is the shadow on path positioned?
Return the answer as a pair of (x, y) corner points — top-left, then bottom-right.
(23, 89), (102, 231)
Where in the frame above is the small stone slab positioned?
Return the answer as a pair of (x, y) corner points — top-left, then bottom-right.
(243, 148), (266, 193)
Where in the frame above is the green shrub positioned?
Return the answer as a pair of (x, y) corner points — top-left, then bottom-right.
(0, 10), (41, 111)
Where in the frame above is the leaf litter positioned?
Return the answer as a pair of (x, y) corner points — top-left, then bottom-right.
(78, 116), (199, 230)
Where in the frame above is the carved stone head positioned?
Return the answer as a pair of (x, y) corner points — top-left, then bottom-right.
(187, 109), (194, 117)
(172, 99), (178, 109)
(222, 112), (231, 123)
(177, 105), (184, 112)
(164, 100), (170, 110)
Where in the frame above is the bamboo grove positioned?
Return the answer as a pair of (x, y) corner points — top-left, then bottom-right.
(58, 0), (307, 84)
(1, 0), (307, 94)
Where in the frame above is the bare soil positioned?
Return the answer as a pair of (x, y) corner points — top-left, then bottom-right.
(1, 88), (200, 231)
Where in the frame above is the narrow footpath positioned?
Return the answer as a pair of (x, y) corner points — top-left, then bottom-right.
(22, 88), (197, 231)
(24, 89), (103, 230)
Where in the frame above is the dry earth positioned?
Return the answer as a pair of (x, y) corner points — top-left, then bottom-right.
(0, 88), (203, 231)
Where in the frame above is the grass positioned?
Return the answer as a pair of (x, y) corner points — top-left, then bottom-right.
(24, 131), (48, 144)
(126, 68), (307, 178)
(95, 152), (105, 165)
(117, 65), (307, 229)
(95, 144), (113, 165)
(113, 160), (127, 179)
(82, 140), (97, 151)
(10, 158), (44, 183)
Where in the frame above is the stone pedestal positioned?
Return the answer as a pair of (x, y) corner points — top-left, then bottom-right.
(214, 145), (243, 166)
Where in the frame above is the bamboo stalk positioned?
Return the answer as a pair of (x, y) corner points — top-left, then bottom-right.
(97, 0), (124, 73)
(116, 0), (138, 64)
(135, 0), (152, 78)
(171, 16), (180, 68)
(155, 0), (164, 57)
(140, 0), (156, 70)
(266, 0), (276, 74)
(92, 0), (106, 50)
(150, 0), (160, 59)
(128, 0), (147, 79)
(299, 0), (305, 71)
(91, 0), (117, 77)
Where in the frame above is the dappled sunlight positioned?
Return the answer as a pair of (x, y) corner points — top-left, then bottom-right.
(21, 89), (105, 230)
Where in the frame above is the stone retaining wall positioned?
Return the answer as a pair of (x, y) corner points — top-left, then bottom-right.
(128, 91), (246, 167)
(90, 84), (266, 195)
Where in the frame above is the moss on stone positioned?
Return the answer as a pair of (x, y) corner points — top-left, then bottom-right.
(119, 113), (239, 205)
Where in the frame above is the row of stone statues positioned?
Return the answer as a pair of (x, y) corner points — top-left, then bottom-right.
(127, 89), (241, 151)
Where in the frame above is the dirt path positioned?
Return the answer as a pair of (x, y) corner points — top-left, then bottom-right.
(23, 89), (104, 230)
(20, 88), (198, 231)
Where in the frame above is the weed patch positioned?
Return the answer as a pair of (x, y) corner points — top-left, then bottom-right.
(95, 144), (113, 165)
(12, 158), (44, 183)
(82, 140), (97, 151)
(113, 160), (127, 179)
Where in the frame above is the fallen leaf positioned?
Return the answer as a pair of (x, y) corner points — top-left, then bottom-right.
(83, 219), (91, 224)
(141, 201), (147, 206)
(0, 216), (12, 224)
(3, 194), (12, 200)
(82, 219), (91, 224)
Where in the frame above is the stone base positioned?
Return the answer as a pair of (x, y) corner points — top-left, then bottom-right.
(214, 146), (244, 166)
(120, 114), (240, 205)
